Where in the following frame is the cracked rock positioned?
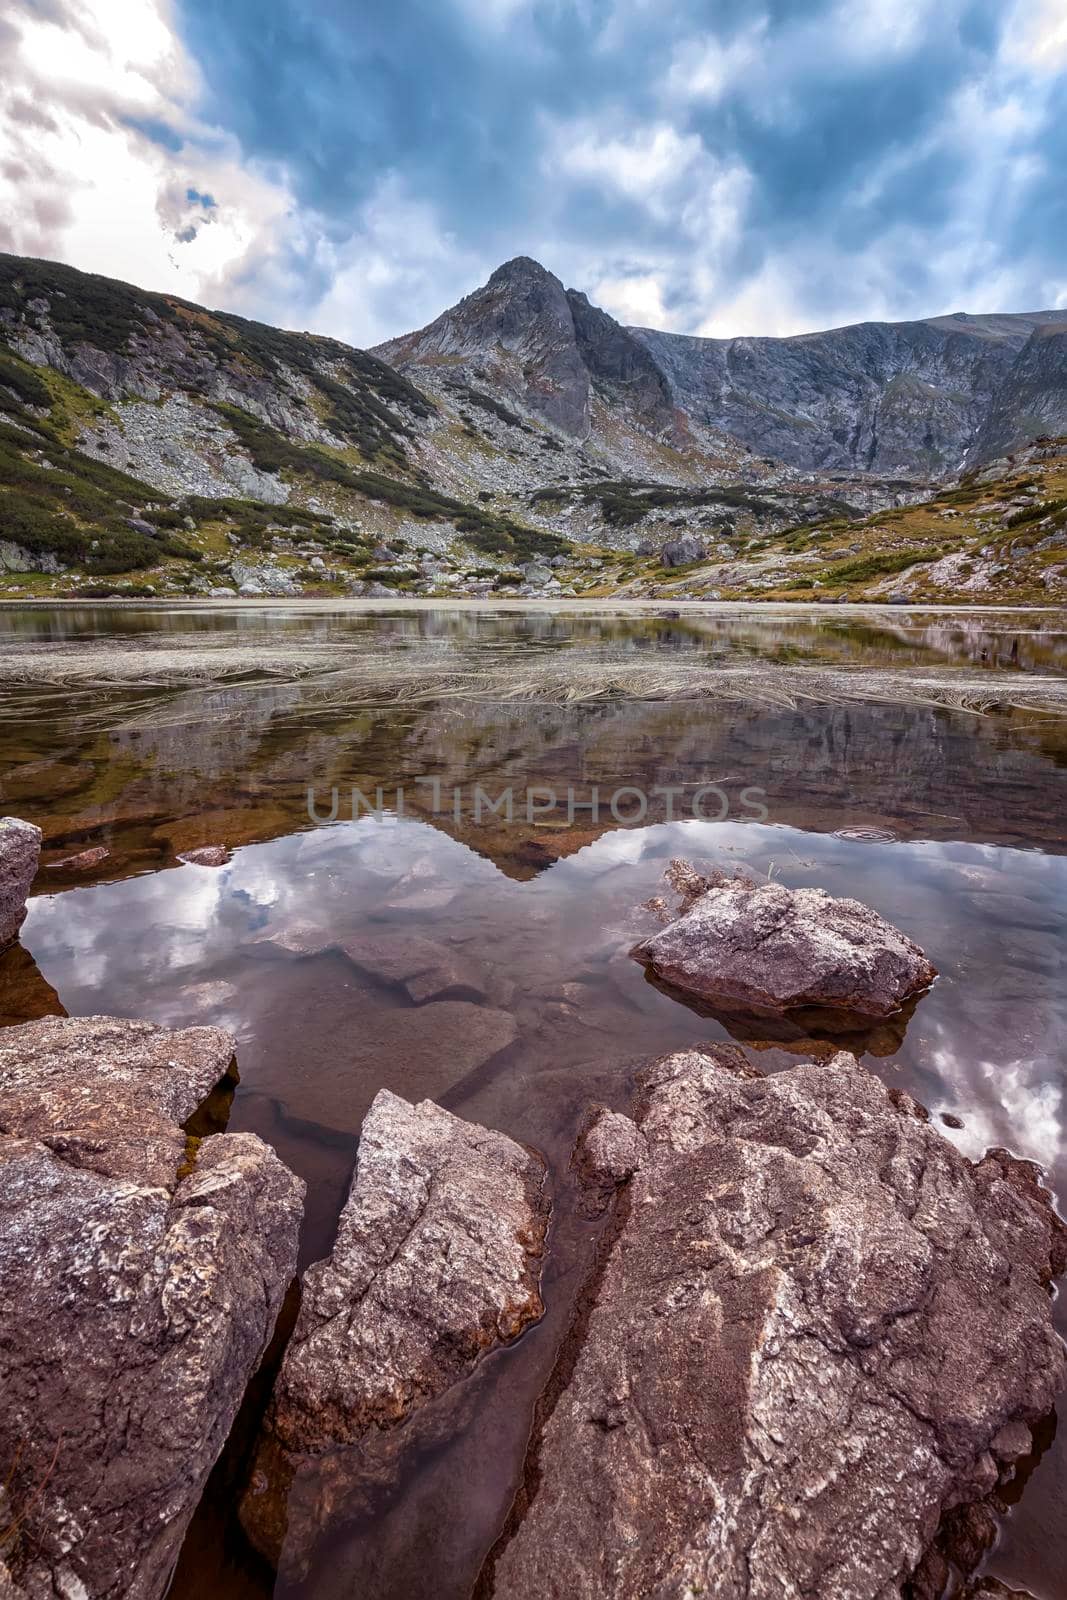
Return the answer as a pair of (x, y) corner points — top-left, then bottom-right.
(241, 1088), (548, 1575)
(0, 1016), (304, 1600)
(487, 1046), (1066, 1600)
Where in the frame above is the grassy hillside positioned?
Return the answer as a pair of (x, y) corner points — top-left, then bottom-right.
(573, 438), (1067, 604)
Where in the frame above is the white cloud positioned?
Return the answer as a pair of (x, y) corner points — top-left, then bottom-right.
(546, 116), (751, 249)
(553, 122), (705, 211)
(826, 0), (953, 60)
(663, 23), (767, 105)
(590, 270), (677, 329)
(0, 0), (295, 308)
(287, 175), (489, 347)
(1004, 0), (1067, 72)
(450, 0), (535, 27)
(542, 114), (753, 334)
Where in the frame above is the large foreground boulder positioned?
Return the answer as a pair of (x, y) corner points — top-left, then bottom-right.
(0, 1016), (304, 1600)
(0, 817), (41, 949)
(488, 1047), (1066, 1599)
(633, 864), (936, 1018)
(241, 1089), (549, 1575)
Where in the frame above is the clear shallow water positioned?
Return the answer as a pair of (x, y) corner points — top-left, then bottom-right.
(1, 604), (1066, 1599)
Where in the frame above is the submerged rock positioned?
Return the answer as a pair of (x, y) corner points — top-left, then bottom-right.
(242, 1088), (548, 1574)
(0, 817), (41, 949)
(0, 1016), (304, 1600)
(488, 1047), (1066, 1599)
(0, 943), (66, 1027)
(177, 844), (230, 867)
(336, 930), (487, 1003)
(44, 843), (110, 872)
(633, 865), (936, 1019)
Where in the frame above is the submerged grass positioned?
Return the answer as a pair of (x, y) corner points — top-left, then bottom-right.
(2, 637), (1065, 730)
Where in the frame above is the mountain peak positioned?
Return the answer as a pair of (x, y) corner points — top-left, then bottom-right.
(486, 256), (559, 289)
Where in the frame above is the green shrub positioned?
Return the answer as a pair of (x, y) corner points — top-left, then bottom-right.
(1005, 496), (1067, 530)
(0, 349), (51, 410)
(825, 547), (943, 584)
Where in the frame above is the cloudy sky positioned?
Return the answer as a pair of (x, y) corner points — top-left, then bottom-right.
(1, 0), (1065, 347)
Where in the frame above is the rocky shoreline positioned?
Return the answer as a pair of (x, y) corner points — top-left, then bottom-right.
(0, 823), (1062, 1600)
(0, 1015), (303, 1600)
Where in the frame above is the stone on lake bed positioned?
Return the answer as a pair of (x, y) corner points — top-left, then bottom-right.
(0, 1015), (304, 1600)
(177, 844), (230, 867)
(490, 1046), (1067, 1599)
(240, 1088), (548, 1574)
(338, 930), (487, 1002)
(242, 974), (521, 1136)
(632, 864), (937, 1019)
(0, 816), (41, 949)
(252, 926), (488, 1003)
(44, 843), (111, 872)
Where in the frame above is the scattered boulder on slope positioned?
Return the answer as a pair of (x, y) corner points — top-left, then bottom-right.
(487, 1046), (1066, 1600)
(0, 1016), (304, 1600)
(659, 534), (706, 568)
(241, 1089), (549, 1576)
(633, 863), (937, 1019)
(0, 817), (42, 949)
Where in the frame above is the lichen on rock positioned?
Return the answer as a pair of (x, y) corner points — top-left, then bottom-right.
(0, 1015), (304, 1600)
(633, 861), (937, 1020)
(241, 1088), (548, 1576)
(487, 1046), (1067, 1600)
(0, 817), (41, 950)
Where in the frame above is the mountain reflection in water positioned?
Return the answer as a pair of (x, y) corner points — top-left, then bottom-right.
(0, 604), (1065, 1600)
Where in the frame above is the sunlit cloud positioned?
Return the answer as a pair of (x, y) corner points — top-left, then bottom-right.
(1, 0), (1065, 343)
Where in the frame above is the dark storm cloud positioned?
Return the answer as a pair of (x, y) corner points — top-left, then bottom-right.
(46, 0), (1067, 336)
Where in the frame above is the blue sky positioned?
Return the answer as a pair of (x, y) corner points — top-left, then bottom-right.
(1, 0), (1065, 345)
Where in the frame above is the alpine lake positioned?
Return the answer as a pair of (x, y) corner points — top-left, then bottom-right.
(2, 599), (1066, 1600)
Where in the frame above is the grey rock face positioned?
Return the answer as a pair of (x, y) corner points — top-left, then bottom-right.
(0, 817), (41, 948)
(0, 540), (65, 574)
(633, 866), (936, 1018)
(975, 324), (1067, 462)
(0, 1015), (304, 1600)
(489, 1047), (1067, 1600)
(231, 558), (301, 597)
(634, 309), (1067, 475)
(660, 533), (707, 567)
(376, 256), (592, 437)
(241, 1088), (548, 1572)
(574, 1105), (648, 1216)
(566, 288), (674, 434)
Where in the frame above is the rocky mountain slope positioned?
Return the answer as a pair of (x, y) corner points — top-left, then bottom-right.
(379, 256), (1067, 477)
(0, 250), (1064, 602)
(636, 309), (1067, 478)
